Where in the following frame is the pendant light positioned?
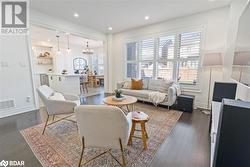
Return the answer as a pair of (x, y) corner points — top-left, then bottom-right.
(82, 42), (94, 55)
(56, 35), (61, 54)
(66, 33), (71, 53)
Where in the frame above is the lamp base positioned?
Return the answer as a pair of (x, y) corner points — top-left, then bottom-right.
(201, 109), (211, 115)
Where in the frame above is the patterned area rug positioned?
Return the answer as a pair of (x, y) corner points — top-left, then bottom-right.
(21, 103), (182, 167)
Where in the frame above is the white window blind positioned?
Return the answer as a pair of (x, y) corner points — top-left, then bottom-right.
(140, 38), (155, 60)
(177, 31), (201, 84)
(159, 35), (175, 59)
(179, 32), (201, 59)
(127, 63), (137, 78)
(127, 42), (138, 61)
(125, 30), (202, 86)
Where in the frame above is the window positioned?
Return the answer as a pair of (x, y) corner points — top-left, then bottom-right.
(139, 61), (154, 79)
(92, 53), (104, 75)
(140, 38), (154, 60)
(125, 30), (202, 85)
(157, 35), (175, 80)
(177, 32), (201, 84)
(73, 58), (87, 70)
(97, 53), (104, 75)
(126, 42), (138, 78)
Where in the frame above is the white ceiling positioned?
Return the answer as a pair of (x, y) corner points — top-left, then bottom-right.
(31, 26), (103, 48)
(31, 0), (232, 34)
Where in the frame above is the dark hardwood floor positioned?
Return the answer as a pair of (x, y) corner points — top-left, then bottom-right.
(0, 93), (210, 167)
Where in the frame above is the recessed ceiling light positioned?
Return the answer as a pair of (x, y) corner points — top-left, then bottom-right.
(47, 38), (51, 42)
(108, 27), (113, 31)
(145, 16), (149, 20)
(74, 13), (79, 18)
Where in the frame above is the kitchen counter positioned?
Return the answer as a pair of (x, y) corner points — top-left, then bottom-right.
(47, 73), (86, 77)
(47, 73), (82, 95)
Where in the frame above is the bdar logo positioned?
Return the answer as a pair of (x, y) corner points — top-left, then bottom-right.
(0, 160), (8, 167)
(1, 1), (27, 28)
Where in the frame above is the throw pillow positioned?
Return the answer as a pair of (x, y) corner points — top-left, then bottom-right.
(158, 80), (174, 93)
(142, 79), (149, 89)
(48, 92), (65, 101)
(123, 81), (131, 89)
(131, 79), (143, 90)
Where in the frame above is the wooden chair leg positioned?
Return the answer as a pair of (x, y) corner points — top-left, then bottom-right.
(42, 115), (49, 135)
(78, 137), (85, 167)
(119, 138), (126, 167)
(52, 115), (55, 122)
(128, 122), (135, 145)
(145, 129), (149, 139)
(141, 122), (148, 150)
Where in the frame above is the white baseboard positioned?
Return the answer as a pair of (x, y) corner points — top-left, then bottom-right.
(194, 102), (209, 110)
(0, 106), (38, 119)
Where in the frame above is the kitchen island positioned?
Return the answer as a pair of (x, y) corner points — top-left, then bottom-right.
(47, 73), (85, 95)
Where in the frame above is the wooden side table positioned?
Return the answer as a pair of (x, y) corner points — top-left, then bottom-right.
(128, 111), (149, 150)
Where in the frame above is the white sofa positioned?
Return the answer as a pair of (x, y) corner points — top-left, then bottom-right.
(117, 79), (179, 108)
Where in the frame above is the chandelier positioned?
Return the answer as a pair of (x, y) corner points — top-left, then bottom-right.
(82, 42), (94, 54)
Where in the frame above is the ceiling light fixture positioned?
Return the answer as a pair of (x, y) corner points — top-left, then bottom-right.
(56, 35), (61, 54)
(47, 38), (51, 42)
(145, 16), (149, 20)
(66, 33), (71, 53)
(82, 42), (94, 55)
(74, 13), (79, 18)
(108, 27), (113, 31)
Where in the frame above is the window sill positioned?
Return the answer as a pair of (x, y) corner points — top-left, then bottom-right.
(182, 89), (201, 93)
(180, 83), (201, 93)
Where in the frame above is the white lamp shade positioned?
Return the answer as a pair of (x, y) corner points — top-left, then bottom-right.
(203, 53), (222, 67)
(233, 51), (250, 66)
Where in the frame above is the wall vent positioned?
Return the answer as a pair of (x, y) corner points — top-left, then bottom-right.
(0, 99), (15, 110)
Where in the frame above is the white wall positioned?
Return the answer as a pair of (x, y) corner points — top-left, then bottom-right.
(110, 7), (230, 108)
(0, 35), (37, 118)
(223, 0), (250, 101)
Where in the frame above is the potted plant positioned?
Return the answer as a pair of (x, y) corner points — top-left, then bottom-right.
(114, 89), (122, 98)
(62, 69), (68, 74)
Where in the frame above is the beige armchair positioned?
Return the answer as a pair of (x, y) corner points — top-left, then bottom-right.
(37, 85), (80, 134)
(75, 105), (132, 167)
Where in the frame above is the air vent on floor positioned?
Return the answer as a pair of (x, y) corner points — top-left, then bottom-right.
(0, 99), (15, 109)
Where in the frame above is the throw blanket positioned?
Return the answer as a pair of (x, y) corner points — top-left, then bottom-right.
(149, 92), (167, 106)
(172, 83), (181, 96)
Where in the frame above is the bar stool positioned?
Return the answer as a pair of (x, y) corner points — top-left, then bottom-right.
(128, 111), (149, 149)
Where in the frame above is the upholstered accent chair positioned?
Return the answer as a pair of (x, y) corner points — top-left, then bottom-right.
(75, 105), (132, 167)
(37, 85), (80, 134)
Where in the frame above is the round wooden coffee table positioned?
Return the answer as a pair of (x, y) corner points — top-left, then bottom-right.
(103, 95), (137, 113)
